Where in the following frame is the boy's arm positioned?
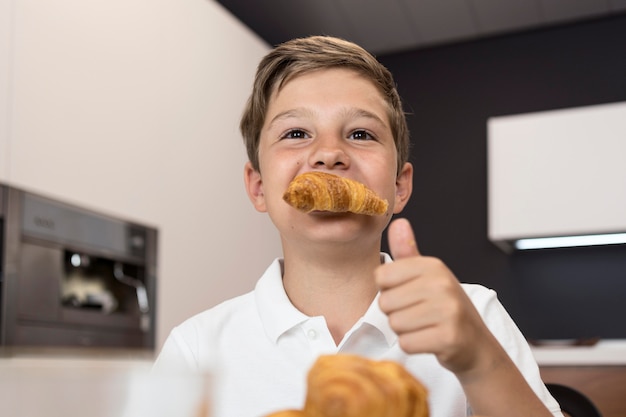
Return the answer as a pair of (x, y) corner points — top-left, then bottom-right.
(375, 218), (556, 417)
(454, 329), (554, 417)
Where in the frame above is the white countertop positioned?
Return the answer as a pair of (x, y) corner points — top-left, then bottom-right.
(2, 342), (625, 367)
(0, 348), (209, 417)
(531, 339), (626, 366)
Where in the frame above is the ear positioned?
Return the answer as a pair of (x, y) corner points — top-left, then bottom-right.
(393, 162), (413, 214)
(244, 161), (267, 213)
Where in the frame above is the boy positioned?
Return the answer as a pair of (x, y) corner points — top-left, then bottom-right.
(154, 35), (563, 417)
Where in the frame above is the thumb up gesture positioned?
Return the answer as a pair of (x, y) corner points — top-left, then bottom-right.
(375, 218), (496, 376)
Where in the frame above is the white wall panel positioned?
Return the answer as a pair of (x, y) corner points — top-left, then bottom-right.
(0, 0), (14, 182)
(4, 0), (278, 349)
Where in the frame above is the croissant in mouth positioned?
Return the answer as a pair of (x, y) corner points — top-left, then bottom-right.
(264, 354), (429, 417)
(282, 172), (388, 216)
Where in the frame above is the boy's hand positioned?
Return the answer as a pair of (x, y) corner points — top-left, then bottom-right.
(375, 218), (497, 377)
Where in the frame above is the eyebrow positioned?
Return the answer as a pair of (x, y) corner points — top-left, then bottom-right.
(345, 108), (389, 128)
(267, 108), (313, 128)
(267, 107), (389, 129)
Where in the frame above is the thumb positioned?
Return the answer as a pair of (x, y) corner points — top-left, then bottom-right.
(387, 218), (421, 259)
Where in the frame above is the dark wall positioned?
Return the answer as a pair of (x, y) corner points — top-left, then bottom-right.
(378, 14), (626, 340)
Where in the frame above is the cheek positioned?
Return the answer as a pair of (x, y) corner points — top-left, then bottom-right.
(369, 156), (397, 186)
(377, 169), (401, 207)
(259, 144), (302, 170)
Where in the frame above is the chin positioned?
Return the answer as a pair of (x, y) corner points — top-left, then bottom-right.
(289, 213), (385, 243)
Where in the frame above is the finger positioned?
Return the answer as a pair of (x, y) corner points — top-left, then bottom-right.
(387, 218), (420, 260)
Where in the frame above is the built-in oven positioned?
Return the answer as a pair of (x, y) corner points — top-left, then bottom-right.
(0, 184), (157, 349)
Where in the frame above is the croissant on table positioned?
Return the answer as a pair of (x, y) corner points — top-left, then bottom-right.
(264, 354), (429, 417)
(282, 172), (388, 216)
(263, 411), (307, 417)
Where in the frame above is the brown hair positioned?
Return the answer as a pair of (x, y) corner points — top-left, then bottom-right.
(240, 35), (410, 175)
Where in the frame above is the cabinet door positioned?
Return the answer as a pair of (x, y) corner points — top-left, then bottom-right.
(540, 366), (626, 417)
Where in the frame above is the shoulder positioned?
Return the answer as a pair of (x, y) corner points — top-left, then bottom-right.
(460, 283), (530, 353)
(162, 258), (284, 351)
(460, 282), (498, 305)
(175, 290), (257, 335)
(154, 291), (257, 370)
(460, 283), (516, 333)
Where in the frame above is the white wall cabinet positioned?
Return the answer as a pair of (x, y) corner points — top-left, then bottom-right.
(488, 101), (626, 252)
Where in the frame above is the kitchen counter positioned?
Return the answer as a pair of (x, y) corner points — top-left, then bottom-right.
(0, 346), (155, 362)
(529, 340), (626, 417)
(0, 347), (209, 417)
(531, 339), (626, 366)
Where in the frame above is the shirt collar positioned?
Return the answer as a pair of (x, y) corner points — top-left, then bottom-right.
(255, 254), (398, 347)
(357, 253), (397, 347)
(255, 258), (310, 343)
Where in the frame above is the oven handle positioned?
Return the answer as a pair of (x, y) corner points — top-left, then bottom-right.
(114, 262), (150, 332)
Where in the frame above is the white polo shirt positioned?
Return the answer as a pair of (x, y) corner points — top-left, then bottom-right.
(153, 256), (563, 417)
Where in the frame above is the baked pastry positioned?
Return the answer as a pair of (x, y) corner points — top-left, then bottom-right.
(264, 354), (429, 417)
(282, 172), (388, 216)
(263, 411), (307, 417)
(304, 355), (428, 417)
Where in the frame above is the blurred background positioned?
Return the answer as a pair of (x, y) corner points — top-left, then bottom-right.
(2, 1), (625, 415)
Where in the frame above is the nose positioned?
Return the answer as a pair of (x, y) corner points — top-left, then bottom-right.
(308, 135), (350, 170)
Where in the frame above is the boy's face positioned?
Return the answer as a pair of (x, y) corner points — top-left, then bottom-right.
(245, 68), (412, 248)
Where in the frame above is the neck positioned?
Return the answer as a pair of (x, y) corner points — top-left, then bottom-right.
(281, 245), (383, 344)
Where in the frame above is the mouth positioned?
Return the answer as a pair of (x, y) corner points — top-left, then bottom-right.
(283, 172), (388, 216)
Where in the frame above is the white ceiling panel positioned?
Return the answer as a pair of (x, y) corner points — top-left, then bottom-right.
(470, 0), (543, 34)
(401, 0), (479, 45)
(540, 0), (611, 22)
(215, 0), (626, 54)
(272, 2), (354, 43)
(337, 0), (421, 53)
(608, 0), (626, 10)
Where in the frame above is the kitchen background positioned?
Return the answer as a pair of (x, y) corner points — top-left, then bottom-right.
(2, 0), (625, 351)
(0, 0), (281, 350)
(377, 15), (626, 341)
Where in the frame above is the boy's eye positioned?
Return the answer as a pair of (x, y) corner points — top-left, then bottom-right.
(282, 129), (309, 139)
(349, 130), (375, 141)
